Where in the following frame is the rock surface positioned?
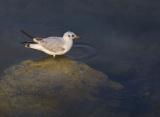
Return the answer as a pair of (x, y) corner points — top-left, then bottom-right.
(0, 56), (124, 117)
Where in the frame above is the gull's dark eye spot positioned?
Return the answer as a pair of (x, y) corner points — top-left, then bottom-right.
(72, 35), (74, 37)
(68, 35), (70, 37)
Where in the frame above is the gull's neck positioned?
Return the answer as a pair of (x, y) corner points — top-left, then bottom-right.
(63, 36), (70, 41)
(63, 37), (73, 51)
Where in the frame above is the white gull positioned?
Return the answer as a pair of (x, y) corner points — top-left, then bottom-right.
(23, 31), (79, 58)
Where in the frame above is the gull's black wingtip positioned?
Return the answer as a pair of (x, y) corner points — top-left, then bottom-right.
(20, 30), (34, 39)
(21, 41), (27, 44)
(21, 41), (37, 48)
(20, 41), (29, 47)
(21, 41), (36, 44)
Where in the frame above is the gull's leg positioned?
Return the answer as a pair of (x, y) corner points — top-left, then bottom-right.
(53, 55), (56, 58)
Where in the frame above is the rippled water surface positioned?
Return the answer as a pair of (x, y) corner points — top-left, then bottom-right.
(0, 0), (160, 117)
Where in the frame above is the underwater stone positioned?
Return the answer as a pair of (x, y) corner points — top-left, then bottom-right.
(0, 56), (124, 117)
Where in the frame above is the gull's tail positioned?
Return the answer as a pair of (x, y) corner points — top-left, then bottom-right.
(21, 41), (42, 51)
(20, 30), (36, 47)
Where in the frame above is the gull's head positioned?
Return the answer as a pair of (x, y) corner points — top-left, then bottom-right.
(63, 31), (80, 40)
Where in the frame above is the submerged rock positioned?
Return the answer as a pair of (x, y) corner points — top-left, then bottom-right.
(0, 56), (124, 117)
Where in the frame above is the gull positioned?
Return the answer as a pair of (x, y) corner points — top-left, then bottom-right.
(22, 31), (80, 58)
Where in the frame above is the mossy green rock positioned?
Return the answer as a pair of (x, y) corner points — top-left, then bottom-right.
(0, 57), (124, 117)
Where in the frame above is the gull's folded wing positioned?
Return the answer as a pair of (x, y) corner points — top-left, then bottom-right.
(38, 37), (65, 52)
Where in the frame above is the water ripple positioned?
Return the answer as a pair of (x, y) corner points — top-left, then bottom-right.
(67, 42), (97, 61)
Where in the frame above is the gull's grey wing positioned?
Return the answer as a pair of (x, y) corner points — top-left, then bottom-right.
(37, 37), (65, 52)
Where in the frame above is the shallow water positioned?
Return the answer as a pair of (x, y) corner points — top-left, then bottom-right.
(0, 0), (160, 117)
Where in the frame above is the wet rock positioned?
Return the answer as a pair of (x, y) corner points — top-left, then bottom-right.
(0, 56), (124, 117)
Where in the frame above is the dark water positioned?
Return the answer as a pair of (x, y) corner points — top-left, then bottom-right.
(0, 0), (160, 116)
